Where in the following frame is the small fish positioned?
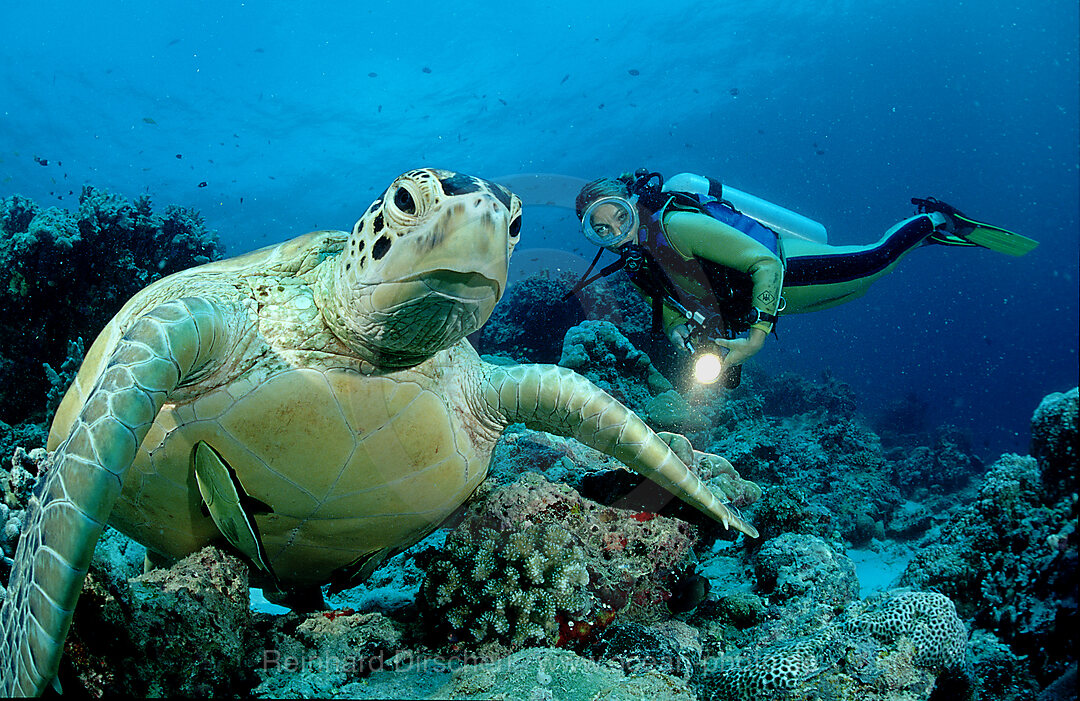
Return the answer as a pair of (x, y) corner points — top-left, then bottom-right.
(167, 38), (180, 46)
(498, 98), (507, 106)
(240, 197), (243, 203)
(422, 66), (432, 73)
(143, 117), (157, 124)
(560, 74), (569, 84)
(198, 181), (207, 188)
(34, 156), (49, 166)
(176, 154), (183, 159)
(628, 69), (640, 76)
(729, 87), (739, 96)
(368, 72), (377, 78)
(254, 48), (265, 53)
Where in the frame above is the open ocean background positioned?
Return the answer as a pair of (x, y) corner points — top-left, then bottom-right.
(1, 0), (1076, 460)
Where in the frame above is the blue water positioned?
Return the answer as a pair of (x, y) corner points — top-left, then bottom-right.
(1, 0), (1076, 459)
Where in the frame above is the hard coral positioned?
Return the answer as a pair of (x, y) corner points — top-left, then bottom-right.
(844, 591), (967, 670)
(699, 589), (966, 701)
(419, 474), (701, 652)
(419, 523), (592, 649)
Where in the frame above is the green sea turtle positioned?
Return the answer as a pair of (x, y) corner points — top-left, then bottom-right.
(0, 168), (756, 695)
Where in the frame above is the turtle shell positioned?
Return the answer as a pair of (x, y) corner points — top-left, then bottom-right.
(47, 231), (496, 584)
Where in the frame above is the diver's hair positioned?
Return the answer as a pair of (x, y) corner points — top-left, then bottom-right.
(575, 177), (631, 219)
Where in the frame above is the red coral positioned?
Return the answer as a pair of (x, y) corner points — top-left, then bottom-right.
(322, 607), (356, 622)
(555, 607), (618, 647)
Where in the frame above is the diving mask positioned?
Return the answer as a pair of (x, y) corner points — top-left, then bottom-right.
(581, 196), (639, 249)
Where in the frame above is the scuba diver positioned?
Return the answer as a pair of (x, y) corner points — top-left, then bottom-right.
(568, 169), (1038, 387)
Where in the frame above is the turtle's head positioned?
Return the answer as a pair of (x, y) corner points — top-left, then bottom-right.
(322, 168), (522, 367)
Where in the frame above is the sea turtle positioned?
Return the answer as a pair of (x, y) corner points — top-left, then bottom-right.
(0, 168), (756, 695)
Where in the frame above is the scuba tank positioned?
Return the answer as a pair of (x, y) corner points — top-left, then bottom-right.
(663, 173), (828, 244)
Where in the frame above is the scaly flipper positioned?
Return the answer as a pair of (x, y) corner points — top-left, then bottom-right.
(482, 364), (759, 538)
(0, 298), (228, 696)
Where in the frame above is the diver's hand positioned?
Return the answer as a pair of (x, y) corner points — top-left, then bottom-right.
(713, 329), (767, 367)
(668, 323), (692, 352)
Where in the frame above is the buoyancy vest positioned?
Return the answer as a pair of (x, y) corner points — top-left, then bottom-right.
(624, 196), (774, 337)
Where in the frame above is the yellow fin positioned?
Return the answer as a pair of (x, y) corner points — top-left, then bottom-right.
(193, 441), (274, 575)
(953, 214), (1039, 257)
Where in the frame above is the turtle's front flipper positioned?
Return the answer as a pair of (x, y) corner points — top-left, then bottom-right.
(482, 364), (758, 538)
(0, 297), (228, 697)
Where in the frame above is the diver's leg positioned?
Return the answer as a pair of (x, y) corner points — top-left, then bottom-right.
(780, 214), (939, 313)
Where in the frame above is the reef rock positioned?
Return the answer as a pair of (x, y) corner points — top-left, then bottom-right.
(254, 609), (403, 698)
(432, 646), (696, 701)
(558, 320), (706, 432)
(64, 547), (254, 697)
(752, 533), (860, 611)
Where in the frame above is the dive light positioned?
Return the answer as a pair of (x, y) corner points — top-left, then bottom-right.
(692, 350), (724, 385)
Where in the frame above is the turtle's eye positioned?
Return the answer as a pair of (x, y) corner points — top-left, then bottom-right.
(508, 215), (522, 240)
(393, 186), (416, 215)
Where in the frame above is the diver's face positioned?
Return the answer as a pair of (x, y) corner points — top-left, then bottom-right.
(588, 202), (631, 242)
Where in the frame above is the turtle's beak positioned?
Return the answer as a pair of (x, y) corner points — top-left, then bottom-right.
(347, 192), (514, 364)
(375, 191), (511, 314)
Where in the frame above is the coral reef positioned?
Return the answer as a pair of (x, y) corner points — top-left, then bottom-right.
(898, 443), (1077, 689)
(473, 270), (653, 365)
(63, 547), (254, 697)
(1, 225), (1074, 699)
(709, 407), (902, 545)
(418, 523), (592, 649)
(417, 473), (707, 654)
(430, 646), (697, 701)
(697, 590), (967, 701)
(558, 319), (705, 432)
(1030, 387), (1078, 503)
(0, 188), (222, 431)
